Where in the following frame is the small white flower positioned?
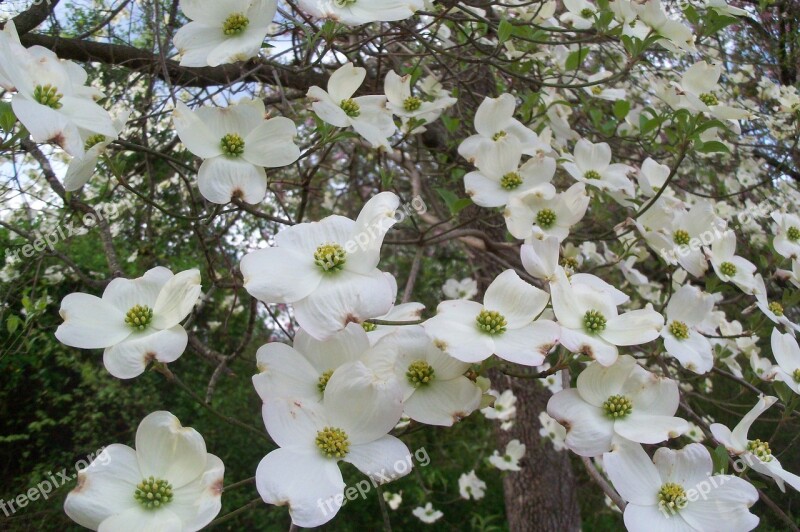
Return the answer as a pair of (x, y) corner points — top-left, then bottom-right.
(705, 230), (758, 293)
(412, 502), (443, 524)
(442, 277), (478, 300)
(489, 439), (526, 471)
(505, 182), (590, 241)
(64, 110), (130, 191)
(562, 139), (635, 197)
(770, 329), (800, 395)
(637, 157), (670, 197)
(298, 0), (424, 25)
(173, 0), (277, 67)
(771, 211), (800, 259)
(661, 284), (714, 374)
(482, 389), (517, 422)
(173, 99), (299, 204)
(64, 411), (224, 532)
(384, 71), (456, 133)
(548, 355), (688, 456)
(307, 63), (396, 149)
(539, 411), (567, 451)
(675, 61), (749, 120)
(458, 470), (487, 500)
(55, 267), (202, 379)
(383, 491), (402, 510)
(711, 395), (800, 492)
(465, 150), (557, 209)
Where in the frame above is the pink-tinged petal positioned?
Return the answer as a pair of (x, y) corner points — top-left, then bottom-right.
(169, 454), (224, 530)
(262, 397), (323, 452)
(102, 326), (187, 379)
(55, 293), (129, 349)
(255, 448), (344, 528)
(547, 389), (614, 457)
(422, 311), (494, 363)
(403, 377), (481, 426)
(241, 246), (322, 303)
(12, 97), (83, 156)
(559, 327), (619, 366)
(135, 411), (208, 489)
(344, 435), (412, 482)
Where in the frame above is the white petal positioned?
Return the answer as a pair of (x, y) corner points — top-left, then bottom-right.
(241, 246), (322, 304)
(602, 309), (664, 346)
(64, 149), (101, 191)
(623, 502), (693, 532)
(255, 448), (344, 528)
(252, 342), (320, 401)
(475, 94), (514, 137)
(294, 323), (370, 373)
(664, 330), (713, 374)
(346, 191), (400, 275)
(549, 267), (584, 329)
(422, 301), (494, 363)
(135, 411), (208, 489)
(403, 377), (481, 426)
(64, 444), (141, 530)
(197, 157), (267, 205)
(103, 326), (188, 379)
(547, 389), (614, 457)
(244, 117), (300, 167)
(731, 396), (777, 449)
(492, 320), (559, 366)
(680, 475), (759, 532)
(603, 442), (661, 505)
(13, 97), (83, 155)
(310, 90), (350, 128)
(169, 454), (224, 530)
(152, 269), (201, 329)
(614, 413), (688, 444)
(56, 292), (130, 349)
(344, 435), (412, 482)
(483, 269), (549, 328)
(324, 361), (404, 443)
(103, 267), (171, 311)
(576, 355), (637, 407)
(559, 327), (619, 366)
(772, 328), (800, 373)
(328, 63), (366, 102)
(294, 270), (395, 340)
(274, 214), (354, 253)
(98, 506), (182, 532)
(520, 237), (560, 280)
(262, 397), (323, 452)
(172, 101), (221, 159)
(653, 443), (711, 488)
(206, 30), (266, 67)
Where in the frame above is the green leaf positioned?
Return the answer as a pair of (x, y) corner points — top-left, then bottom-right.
(773, 380), (794, 406)
(435, 188), (472, 215)
(711, 445), (729, 474)
(7, 314), (21, 335)
(441, 115), (460, 133)
(695, 140), (730, 154)
(0, 101), (15, 134)
(565, 48), (589, 71)
(613, 100), (631, 120)
(497, 19), (513, 43)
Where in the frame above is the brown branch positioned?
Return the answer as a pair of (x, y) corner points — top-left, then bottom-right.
(9, 0), (60, 34)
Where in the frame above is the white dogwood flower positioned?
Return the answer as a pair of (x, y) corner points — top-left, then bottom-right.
(55, 267), (201, 379)
(173, 0), (277, 67)
(442, 277), (478, 300)
(458, 470), (486, 500)
(255, 363), (407, 527)
(482, 389), (517, 423)
(705, 230), (758, 293)
(384, 71), (456, 133)
(173, 99), (299, 204)
(423, 269), (560, 365)
(241, 192), (399, 340)
(64, 110), (130, 191)
(458, 93), (549, 168)
(752, 274), (800, 335)
(562, 139), (635, 197)
(465, 150), (557, 209)
(297, 0), (424, 25)
(505, 182), (590, 241)
(661, 284), (714, 374)
(520, 235), (561, 281)
(637, 157), (670, 197)
(771, 211), (800, 259)
(412, 502), (443, 523)
(550, 268), (663, 366)
(547, 355), (688, 456)
(489, 439), (526, 471)
(675, 61), (749, 120)
(307, 62), (396, 149)
(710, 396), (800, 492)
(539, 411), (568, 451)
(64, 411), (224, 532)
(604, 442), (758, 531)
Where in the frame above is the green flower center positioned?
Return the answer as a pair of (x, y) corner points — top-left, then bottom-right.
(340, 99), (360, 117)
(316, 426), (350, 458)
(134, 477), (173, 510)
(583, 309), (607, 334)
(334, 0), (357, 6)
(536, 208), (557, 229)
(362, 321), (377, 332)
(603, 394), (632, 418)
(591, 86), (603, 95)
(406, 360), (435, 387)
(657, 482), (687, 515)
(769, 301), (784, 316)
(746, 439), (773, 462)
(669, 320), (690, 340)
(793, 368), (800, 383)
(476, 309), (507, 335)
(673, 229), (691, 246)
(787, 226), (800, 242)
(698, 92), (718, 106)
(583, 169), (601, 180)
(720, 261), (737, 277)
(492, 130), (507, 141)
(580, 7), (594, 17)
(84, 134), (107, 151)
(33, 84), (63, 109)
(317, 370), (333, 393)
(125, 304), (153, 331)
(314, 243), (347, 272)
(220, 133), (245, 157)
(500, 172), (522, 190)
(560, 256), (579, 270)
(403, 96), (422, 112)
(222, 13), (249, 36)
